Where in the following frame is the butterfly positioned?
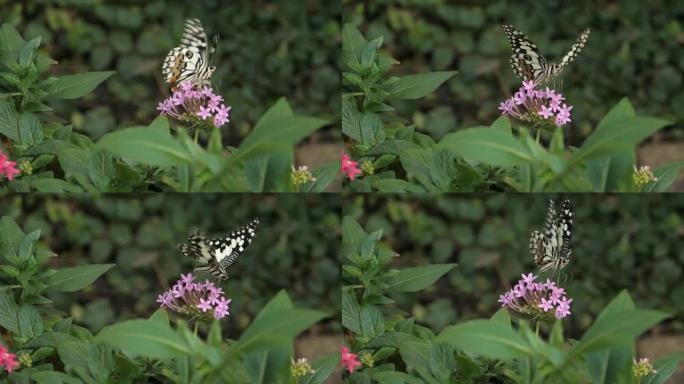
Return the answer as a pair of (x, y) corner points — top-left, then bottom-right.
(529, 198), (573, 273)
(179, 218), (259, 280)
(502, 25), (590, 84)
(162, 18), (217, 90)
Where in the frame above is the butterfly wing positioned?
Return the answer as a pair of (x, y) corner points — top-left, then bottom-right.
(208, 218), (259, 276)
(162, 18), (215, 88)
(531, 199), (573, 272)
(551, 28), (590, 78)
(502, 25), (548, 83)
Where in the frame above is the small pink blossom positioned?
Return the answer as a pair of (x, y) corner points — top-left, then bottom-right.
(0, 150), (20, 181)
(341, 346), (361, 373)
(157, 85), (231, 128)
(157, 273), (231, 320)
(341, 153), (361, 181)
(499, 83), (573, 128)
(0, 343), (20, 373)
(499, 272), (573, 320)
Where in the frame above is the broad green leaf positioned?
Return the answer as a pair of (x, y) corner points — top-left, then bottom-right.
(438, 127), (532, 166)
(97, 126), (191, 166)
(572, 116), (670, 166)
(0, 291), (19, 334)
(438, 319), (532, 360)
(43, 264), (115, 292)
(645, 160), (684, 192)
(0, 100), (19, 141)
(96, 319), (188, 359)
(646, 352), (684, 384)
(0, 216), (25, 262)
(302, 352), (340, 384)
(386, 71), (457, 100)
(18, 113), (43, 146)
(341, 23), (368, 59)
(342, 291), (361, 335)
(300, 161), (341, 192)
(18, 305), (43, 339)
(232, 308), (326, 356)
(18, 229), (41, 260)
(384, 264), (456, 292)
(571, 308), (669, 358)
(360, 305), (385, 338)
(47, 71), (115, 100)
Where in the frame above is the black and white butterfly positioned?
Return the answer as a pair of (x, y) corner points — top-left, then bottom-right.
(502, 25), (590, 84)
(162, 18), (217, 89)
(529, 199), (573, 272)
(179, 218), (259, 280)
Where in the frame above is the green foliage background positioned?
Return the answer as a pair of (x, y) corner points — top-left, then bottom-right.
(343, 0), (684, 144)
(1, 0), (340, 142)
(344, 194), (684, 337)
(0, 194), (341, 337)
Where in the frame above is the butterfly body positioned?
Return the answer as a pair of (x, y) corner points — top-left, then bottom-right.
(162, 18), (216, 89)
(179, 218), (259, 280)
(530, 199), (573, 272)
(502, 25), (590, 84)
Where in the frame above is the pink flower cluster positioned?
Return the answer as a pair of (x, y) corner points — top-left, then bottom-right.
(499, 80), (573, 127)
(0, 150), (20, 181)
(0, 343), (19, 373)
(157, 273), (231, 320)
(498, 273), (573, 320)
(157, 82), (231, 127)
(341, 346), (361, 373)
(341, 153), (361, 181)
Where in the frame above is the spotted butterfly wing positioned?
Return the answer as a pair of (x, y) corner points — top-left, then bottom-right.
(529, 199), (573, 272)
(502, 25), (590, 84)
(162, 18), (216, 89)
(179, 218), (259, 279)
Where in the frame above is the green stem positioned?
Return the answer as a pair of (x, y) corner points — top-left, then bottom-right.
(535, 321), (540, 336)
(194, 321), (199, 336)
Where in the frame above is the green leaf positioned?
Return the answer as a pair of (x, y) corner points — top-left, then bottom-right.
(97, 126), (191, 166)
(47, 71), (115, 100)
(19, 36), (41, 68)
(0, 291), (19, 334)
(0, 100), (19, 141)
(43, 264), (115, 292)
(231, 292), (326, 356)
(645, 160), (684, 192)
(0, 216), (25, 263)
(571, 116), (670, 166)
(96, 319), (188, 359)
(302, 352), (340, 384)
(386, 71), (457, 100)
(437, 319), (531, 360)
(18, 305), (43, 339)
(438, 127), (532, 166)
(646, 352), (684, 384)
(341, 23), (368, 60)
(384, 264), (456, 292)
(18, 229), (41, 260)
(360, 305), (385, 338)
(18, 113), (43, 146)
(300, 161), (341, 192)
(570, 307), (669, 358)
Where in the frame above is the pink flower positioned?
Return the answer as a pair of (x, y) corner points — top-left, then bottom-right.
(341, 346), (361, 373)
(0, 150), (20, 181)
(0, 343), (20, 373)
(157, 86), (231, 128)
(499, 272), (573, 320)
(341, 153), (361, 181)
(157, 274), (232, 320)
(499, 83), (573, 129)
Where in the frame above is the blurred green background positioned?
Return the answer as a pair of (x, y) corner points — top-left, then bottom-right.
(0, 194), (341, 337)
(344, 194), (684, 338)
(342, 1), (684, 150)
(0, 0), (341, 145)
